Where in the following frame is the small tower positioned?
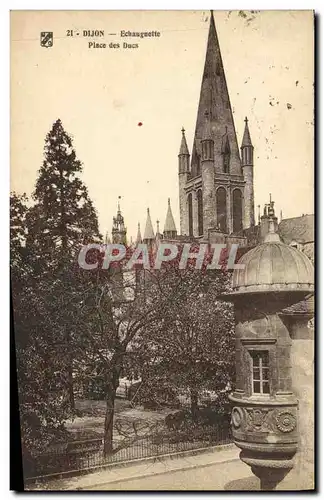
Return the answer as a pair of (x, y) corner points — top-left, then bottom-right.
(201, 110), (215, 237)
(260, 194), (279, 242)
(178, 127), (190, 236)
(143, 208), (155, 245)
(112, 197), (127, 245)
(136, 223), (142, 245)
(163, 198), (177, 240)
(241, 117), (255, 229)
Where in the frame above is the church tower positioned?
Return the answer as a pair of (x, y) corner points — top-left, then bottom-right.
(112, 197), (127, 245)
(178, 11), (254, 240)
(110, 198), (127, 303)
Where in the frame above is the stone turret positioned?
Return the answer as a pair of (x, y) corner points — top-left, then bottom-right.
(222, 201), (314, 491)
(178, 127), (190, 236)
(241, 117), (255, 229)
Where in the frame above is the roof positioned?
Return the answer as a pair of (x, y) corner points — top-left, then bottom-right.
(163, 199), (177, 233)
(281, 295), (315, 317)
(179, 128), (189, 155)
(143, 208), (155, 240)
(191, 11), (241, 174)
(232, 237), (314, 295)
(279, 214), (314, 245)
(241, 117), (253, 147)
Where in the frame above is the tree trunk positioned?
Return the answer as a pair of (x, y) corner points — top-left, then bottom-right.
(64, 328), (75, 412)
(190, 388), (199, 422)
(68, 364), (75, 412)
(103, 388), (116, 456)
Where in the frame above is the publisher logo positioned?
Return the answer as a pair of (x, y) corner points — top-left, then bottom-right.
(40, 32), (53, 48)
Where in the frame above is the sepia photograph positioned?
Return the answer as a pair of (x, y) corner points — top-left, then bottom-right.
(10, 9), (315, 491)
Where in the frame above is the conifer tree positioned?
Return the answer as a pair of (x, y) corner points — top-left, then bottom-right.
(25, 119), (102, 411)
(26, 118), (101, 274)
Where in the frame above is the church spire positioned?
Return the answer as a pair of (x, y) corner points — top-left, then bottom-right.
(112, 197), (127, 244)
(143, 208), (155, 242)
(191, 10), (241, 175)
(163, 198), (177, 239)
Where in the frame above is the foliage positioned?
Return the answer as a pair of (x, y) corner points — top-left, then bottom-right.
(11, 119), (102, 463)
(126, 253), (235, 419)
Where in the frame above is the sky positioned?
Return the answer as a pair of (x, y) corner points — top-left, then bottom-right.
(11, 10), (314, 241)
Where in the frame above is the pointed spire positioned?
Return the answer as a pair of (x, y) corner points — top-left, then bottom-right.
(136, 222), (142, 244)
(191, 9), (241, 174)
(143, 208), (155, 240)
(179, 127), (189, 155)
(163, 198), (177, 238)
(241, 117), (253, 147)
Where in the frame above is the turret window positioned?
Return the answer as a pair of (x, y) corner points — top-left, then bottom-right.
(216, 187), (227, 233)
(250, 351), (270, 395)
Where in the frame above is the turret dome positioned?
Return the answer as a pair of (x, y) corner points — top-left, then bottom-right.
(232, 238), (314, 295)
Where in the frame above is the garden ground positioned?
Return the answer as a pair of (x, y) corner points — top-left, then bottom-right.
(65, 398), (176, 442)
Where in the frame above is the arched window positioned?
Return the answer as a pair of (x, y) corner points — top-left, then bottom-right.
(216, 187), (227, 233)
(197, 190), (203, 236)
(223, 153), (230, 173)
(233, 189), (243, 233)
(188, 193), (193, 236)
(221, 134), (230, 173)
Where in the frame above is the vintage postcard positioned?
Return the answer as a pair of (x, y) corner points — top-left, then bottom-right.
(10, 10), (314, 491)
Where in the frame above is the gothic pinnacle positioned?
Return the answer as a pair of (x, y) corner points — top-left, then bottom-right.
(143, 208), (155, 240)
(179, 127), (189, 155)
(241, 116), (253, 148)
